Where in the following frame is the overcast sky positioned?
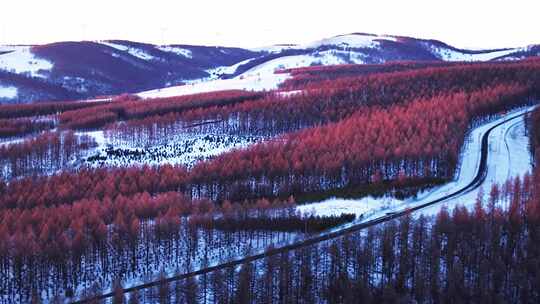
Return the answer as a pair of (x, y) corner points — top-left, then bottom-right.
(2, 0), (539, 49)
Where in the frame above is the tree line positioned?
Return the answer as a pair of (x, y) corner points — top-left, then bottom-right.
(0, 131), (96, 179)
(105, 60), (540, 143)
(58, 90), (263, 130)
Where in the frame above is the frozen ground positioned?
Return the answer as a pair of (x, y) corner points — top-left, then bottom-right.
(297, 196), (402, 218)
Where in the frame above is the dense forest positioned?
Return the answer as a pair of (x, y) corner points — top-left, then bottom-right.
(95, 106), (540, 304)
(0, 59), (540, 302)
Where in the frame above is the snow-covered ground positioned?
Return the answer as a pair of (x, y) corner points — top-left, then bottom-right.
(0, 46), (53, 77)
(156, 45), (193, 58)
(242, 50), (368, 75)
(100, 41), (154, 60)
(427, 44), (517, 61)
(137, 70), (289, 98)
(418, 112), (532, 215)
(0, 85), (17, 99)
(80, 131), (262, 168)
(298, 107), (535, 220)
(33, 107), (535, 303)
(205, 57), (259, 79)
(297, 196), (402, 218)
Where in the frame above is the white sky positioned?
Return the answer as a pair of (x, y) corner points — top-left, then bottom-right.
(1, 0), (539, 49)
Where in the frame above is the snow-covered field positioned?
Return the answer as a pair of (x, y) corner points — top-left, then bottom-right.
(0, 46), (53, 77)
(297, 196), (402, 218)
(82, 133), (262, 168)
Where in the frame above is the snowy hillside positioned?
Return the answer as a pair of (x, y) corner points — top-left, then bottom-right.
(139, 33), (540, 99)
(0, 41), (261, 103)
(1, 33), (538, 103)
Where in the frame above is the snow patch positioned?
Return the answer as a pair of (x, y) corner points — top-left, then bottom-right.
(242, 50), (367, 76)
(252, 33), (396, 52)
(205, 57), (257, 79)
(100, 41), (154, 60)
(79, 130), (262, 168)
(0, 85), (17, 99)
(137, 70), (289, 98)
(0, 46), (53, 77)
(156, 46), (193, 58)
(298, 196), (403, 218)
(428, 44), (517, 61)
(304, 33), (396, 49)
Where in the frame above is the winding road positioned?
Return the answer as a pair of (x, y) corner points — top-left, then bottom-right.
(73, 106), (535, 304)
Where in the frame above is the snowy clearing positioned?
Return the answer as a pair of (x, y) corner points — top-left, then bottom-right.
(80, 131), (263, 168)
(297, 196), (402, 218)
(0, 46), (53, 77)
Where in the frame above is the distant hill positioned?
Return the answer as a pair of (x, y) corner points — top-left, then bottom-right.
(0, 33), (538, 104)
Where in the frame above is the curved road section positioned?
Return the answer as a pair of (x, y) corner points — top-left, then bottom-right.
(74, 106), (536, 303)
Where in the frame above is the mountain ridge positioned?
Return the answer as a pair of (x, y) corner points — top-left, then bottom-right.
(1, 33), (538, 104)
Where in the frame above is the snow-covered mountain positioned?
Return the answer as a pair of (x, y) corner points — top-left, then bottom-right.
(1, 33), (538, 103)
(0, 41), (260, 103)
